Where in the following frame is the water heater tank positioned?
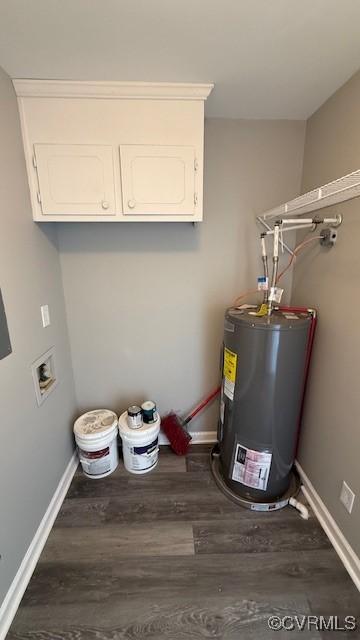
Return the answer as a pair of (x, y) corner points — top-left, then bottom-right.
(219, 307), (312, 502)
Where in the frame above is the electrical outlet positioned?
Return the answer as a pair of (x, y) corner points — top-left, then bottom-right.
(340, 481), (355, 514)
(320, 228), (337, 247)
(40, 304), (50, 328)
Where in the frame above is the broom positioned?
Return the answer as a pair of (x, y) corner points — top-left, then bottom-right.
(161, 386), (221, 455)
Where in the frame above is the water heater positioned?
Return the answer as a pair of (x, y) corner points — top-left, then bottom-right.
(217, 306), (313, 503)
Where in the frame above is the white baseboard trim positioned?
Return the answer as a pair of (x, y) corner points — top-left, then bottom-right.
(0, 451), (78, 640)
(296, 461), (360, 592)
(159, 430), (217, 446)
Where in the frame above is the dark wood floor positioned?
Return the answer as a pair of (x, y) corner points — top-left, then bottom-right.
(7, 445), (360, 639)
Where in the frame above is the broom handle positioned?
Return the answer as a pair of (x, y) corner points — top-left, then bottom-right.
(183, 386), (221, 425)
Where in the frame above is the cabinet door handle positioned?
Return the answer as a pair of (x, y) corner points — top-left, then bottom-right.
(128, 199), (136, 209)
(102, 201), (109, 210)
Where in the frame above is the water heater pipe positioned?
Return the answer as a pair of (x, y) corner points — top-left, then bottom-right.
(265, 223), (315, 235)
(281, 217), (340, 226)
(267, 223), (280, 316)
(260, 233), (269, 304)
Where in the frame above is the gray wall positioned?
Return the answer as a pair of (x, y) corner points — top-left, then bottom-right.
(58, 118), (305, 432)
(293, 70), (360, 557)
(0, 68), (76, 605)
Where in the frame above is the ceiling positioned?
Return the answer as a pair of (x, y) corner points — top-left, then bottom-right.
(1, 0), (360, 119)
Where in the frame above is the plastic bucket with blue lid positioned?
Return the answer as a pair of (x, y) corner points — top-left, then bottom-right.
(74, 409), (119, 479)
(118, 411), (160, 474)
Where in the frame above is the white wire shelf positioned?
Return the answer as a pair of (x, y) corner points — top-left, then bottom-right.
(259, 169), (360, 221)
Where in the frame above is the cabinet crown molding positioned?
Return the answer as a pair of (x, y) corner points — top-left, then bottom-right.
(13, 79), (214, 101)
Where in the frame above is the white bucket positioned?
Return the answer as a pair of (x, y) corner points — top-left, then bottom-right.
(74, 409), (119, 479)
(118, 411), (160, 474)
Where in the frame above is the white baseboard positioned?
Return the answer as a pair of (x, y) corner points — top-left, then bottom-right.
(296, 461), (360, 592)
(159, 430), (217, 446)
(0, 451), (78, 640)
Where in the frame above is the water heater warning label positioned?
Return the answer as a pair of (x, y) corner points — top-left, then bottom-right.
(232, 444), (272, 491)
(223, 348), (237, 401)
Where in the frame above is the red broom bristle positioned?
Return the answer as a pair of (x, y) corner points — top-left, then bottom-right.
(161, 412), (192, 456)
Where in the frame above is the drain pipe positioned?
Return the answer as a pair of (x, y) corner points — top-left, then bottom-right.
(289, 496), (309, 520)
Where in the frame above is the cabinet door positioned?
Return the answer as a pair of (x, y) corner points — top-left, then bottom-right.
(34, 144), (116, 216)
(120, 145), (195, 215)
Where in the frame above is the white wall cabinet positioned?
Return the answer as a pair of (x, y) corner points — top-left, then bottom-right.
(14, 80), (213, 222)
(120, 144), (196, 216)
(34, 144), (116, 216)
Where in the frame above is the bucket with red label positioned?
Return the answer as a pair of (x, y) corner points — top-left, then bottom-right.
(74, 409), (119, 479)
(118, 410), (160, 474)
